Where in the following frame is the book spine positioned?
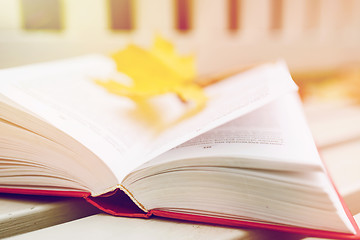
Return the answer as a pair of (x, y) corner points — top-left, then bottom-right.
(84, 187), (152, 218)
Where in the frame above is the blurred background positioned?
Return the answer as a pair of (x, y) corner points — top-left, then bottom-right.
(0, 0), (359, 100)
(1, 0), (360, 229)
(1, 1), (360, 235)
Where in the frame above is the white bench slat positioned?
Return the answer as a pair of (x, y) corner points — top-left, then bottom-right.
(0, 195), (99, 238)
(321, 140), (360, 215)
(304, 100), (360, 149)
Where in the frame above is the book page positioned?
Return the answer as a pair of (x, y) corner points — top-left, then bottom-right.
(137, 93), (323, 172)
(0, 56), (161, 184)
(138, 61), (299, 165)
(0, 56), (297, 182)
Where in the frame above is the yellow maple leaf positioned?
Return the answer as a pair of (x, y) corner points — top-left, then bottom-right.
(95, 35), (206, 106)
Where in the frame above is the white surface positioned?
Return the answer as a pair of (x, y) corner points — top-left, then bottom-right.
(304, 100), (360, 149)
(0, 195), (99, 238)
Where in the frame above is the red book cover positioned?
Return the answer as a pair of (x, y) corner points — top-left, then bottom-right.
(1, 175), (360, 240)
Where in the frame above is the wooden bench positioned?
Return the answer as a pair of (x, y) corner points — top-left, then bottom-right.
(2, 99), (360, 240)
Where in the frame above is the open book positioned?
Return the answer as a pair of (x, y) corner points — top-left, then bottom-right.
(0, 55), (359, 239)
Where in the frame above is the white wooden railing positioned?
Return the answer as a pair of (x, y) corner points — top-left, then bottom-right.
(0, 0), (359, 74)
